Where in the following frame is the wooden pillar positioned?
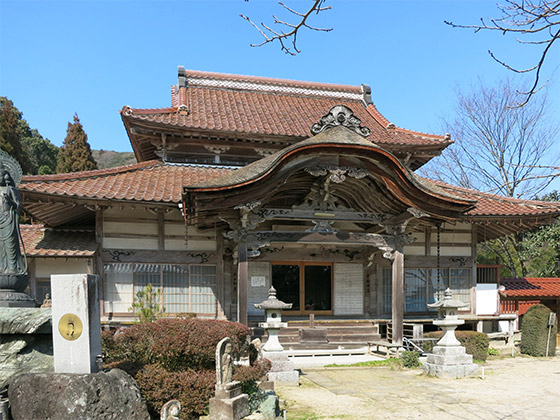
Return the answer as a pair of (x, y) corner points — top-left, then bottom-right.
(237, 241), (248, 326)
(391, 247), (404, 346)
(95, 207), (105, 316)
(216, 231), (226, 320)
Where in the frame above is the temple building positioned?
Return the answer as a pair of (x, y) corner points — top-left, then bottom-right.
(19, 67), (560, 345)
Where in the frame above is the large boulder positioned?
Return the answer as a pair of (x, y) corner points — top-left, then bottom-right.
(0, 308), (53, 390)
(8, 369), (150, 420)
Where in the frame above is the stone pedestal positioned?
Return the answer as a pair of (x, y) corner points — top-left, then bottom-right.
(423, 345), (478, 378)
(0, 308), (53, 390)
(264, 351), (299, 385)
(209, 382), (249, 420)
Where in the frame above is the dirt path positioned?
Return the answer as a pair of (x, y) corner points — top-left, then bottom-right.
(275, 357), (560, 420)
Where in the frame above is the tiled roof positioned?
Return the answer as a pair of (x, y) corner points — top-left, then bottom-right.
(21, 161), (233, 204)
(424, 179), (560, 217)
(20, 224), (97, 257)
(501, 277), (560, 298)
(122, 69), (450, 148)
(20, 159), (560, 220)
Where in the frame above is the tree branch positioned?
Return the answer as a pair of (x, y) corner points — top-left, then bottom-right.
(241, 0), (332, 55)
(445, 0), (560, 105)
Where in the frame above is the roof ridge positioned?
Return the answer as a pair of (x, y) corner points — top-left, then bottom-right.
(183, 69), (362, 93)
(21, 160), (162, 183)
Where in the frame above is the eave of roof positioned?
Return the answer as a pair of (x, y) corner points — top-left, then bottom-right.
(501, 277), (560, 298)
(20, 224), (97, 257)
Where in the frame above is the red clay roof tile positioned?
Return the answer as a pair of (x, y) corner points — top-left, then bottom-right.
(20, 225), (97, 257)
(122, 69), (449, 148)
(501, 277), (560, 298)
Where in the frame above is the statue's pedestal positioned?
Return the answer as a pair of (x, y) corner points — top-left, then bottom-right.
(209, 382), (249, 420)
(264, 351), (299, 385)
(423, 345), (478, 378)
(0, 274), (35, 307)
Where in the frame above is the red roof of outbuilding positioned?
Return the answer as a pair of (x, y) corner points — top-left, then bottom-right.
(501, 277), (560, 298)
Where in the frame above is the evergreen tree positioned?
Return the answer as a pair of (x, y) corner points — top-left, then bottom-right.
(0, 97), (31, 173)
(0, 97), (58, 174)
(56, 114), (97, 173)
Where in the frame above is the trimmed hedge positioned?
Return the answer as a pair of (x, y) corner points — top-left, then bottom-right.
(521, 304), (557, 357)
(135, 364), (215, 418)
(423, 330), (489, 361)
(103, 318), (250, 370)
(102, 318), (253, 419)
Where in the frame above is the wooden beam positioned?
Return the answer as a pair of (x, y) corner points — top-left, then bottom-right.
(157, 210), (165, 251)
(237, 241), (248, 326)
(392, 248), (404, 346)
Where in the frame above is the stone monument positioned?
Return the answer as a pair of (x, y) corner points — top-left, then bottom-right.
(161, 399), (181, 420)
(0, 150), (34, 307)
(254, 287), (299, 385)
(51, 273), (102, 373)
(423, 288), (478, 378)
(209, 337), (249, 420)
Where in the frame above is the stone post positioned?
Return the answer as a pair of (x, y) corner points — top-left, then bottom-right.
(51, 274), (101, 374)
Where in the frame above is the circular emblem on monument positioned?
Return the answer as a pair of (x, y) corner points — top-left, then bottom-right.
(58, 313), (83, 341)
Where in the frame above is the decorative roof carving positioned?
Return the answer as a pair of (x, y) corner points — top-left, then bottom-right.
(310, 105), (371, 137)
(305, 166), (368, 184)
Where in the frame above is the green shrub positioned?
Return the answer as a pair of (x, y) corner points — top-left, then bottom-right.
(233, 358), (272, 395)
(400, 351), (420, 368)
(104, 318), (250, 370)
(423, 330), (489, 361)
(488, 347), (499, 356)
(135, 364), (214, 419)
(521, 304), (557, 357)
(102, 318), (252, 419)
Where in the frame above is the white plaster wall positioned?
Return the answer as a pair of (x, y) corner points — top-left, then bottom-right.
(476, 283), (498, 315)
(35, 258), (91, 278)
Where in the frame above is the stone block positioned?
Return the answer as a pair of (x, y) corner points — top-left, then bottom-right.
(427, 354), (473, 366)
(0, 308), (53, 389)
(423, 362), (478, 378)
(267, 370), (299, 385)
(8, 369), (150, 420)
(432, 345), (468, 356)
(209, 393), (250, 420)
(263, 351), (295, 372)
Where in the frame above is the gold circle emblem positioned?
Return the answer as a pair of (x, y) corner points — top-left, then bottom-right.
(58, 313), (83, 341)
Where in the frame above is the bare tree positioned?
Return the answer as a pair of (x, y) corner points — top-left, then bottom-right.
(445, 0), (560, 105)
(421, 79), (559, 276)
(241, 0), (332, 55)
(425, 79), (558, 199)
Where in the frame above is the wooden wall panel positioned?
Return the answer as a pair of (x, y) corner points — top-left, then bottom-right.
(334, 263), (364, 315)
(247, 262), (270, 317)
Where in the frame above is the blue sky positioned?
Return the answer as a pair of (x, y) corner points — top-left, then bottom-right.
(1, 0), (558, 154)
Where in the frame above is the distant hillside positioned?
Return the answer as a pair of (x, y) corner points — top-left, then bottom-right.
(92, 150), (136, 169)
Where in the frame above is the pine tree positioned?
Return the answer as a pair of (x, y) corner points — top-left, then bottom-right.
(57, 114), (97, 173)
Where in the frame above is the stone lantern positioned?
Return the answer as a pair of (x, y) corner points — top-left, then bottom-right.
(254, 286), (292, 352)
(423, 288), (478, 378)
(254, 286), (298, 384)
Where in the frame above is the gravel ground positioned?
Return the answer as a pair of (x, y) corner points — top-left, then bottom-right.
(275, 356), (560, 420)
